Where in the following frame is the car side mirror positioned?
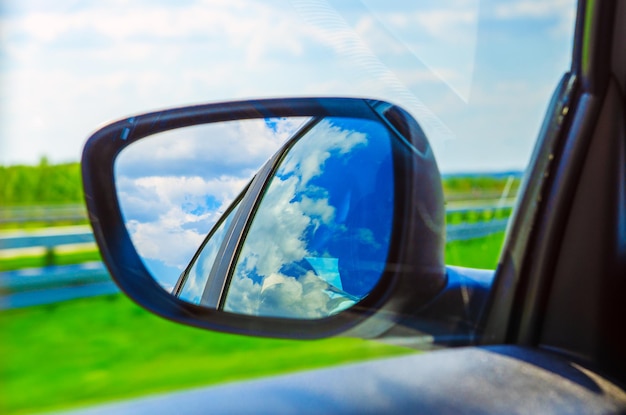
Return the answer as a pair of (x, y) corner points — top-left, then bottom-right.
(82, 98), (446, 339)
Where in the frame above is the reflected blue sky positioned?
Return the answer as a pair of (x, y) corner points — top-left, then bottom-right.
(114, 117), (309, 290)
(224, 116), (394, 318)
(179, 200), (240, 302)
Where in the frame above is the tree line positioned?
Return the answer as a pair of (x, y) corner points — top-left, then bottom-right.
(442, 174), (521, 195)
(0, 159), (522, 206)
(0, 158), (83, 206)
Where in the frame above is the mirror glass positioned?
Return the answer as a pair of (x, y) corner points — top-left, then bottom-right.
(115, 115), (395, 320)
(177, 197), (241, 304)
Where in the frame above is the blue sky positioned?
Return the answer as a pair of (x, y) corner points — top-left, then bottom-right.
(0, 0), (576, 172)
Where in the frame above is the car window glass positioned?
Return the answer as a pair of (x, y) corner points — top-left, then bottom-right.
(0, 1), (579, 412)
(178, 198), (241, 304)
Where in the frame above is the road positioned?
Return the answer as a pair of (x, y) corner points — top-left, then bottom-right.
(2, 281), (119, 309)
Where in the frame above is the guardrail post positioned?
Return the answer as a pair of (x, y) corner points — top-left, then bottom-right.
(44, 246), (56, 267)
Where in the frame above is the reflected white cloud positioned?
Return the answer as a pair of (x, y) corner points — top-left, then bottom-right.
(115, 117), (308, 288)
(126, 219), (205, 270)
(179, 204), (240, 304)
(224, 118), (380, 319)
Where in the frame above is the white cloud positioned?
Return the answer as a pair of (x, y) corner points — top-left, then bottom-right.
(492, 0), (577, 36)
(352, 0), (479, 101)
(493, 0), (575, 19)
(117, 176), (236, 288)
(225, 268), (355, 318)
(386, 9), (477, 42)
(260, 271), (336, 317)
(126, 217), (205, 270)
(2, 1), (323, 66)
(0, 1), (330, 164)
(1, 0), (578, 176)
(291, 0), (457, 141)
(238, 175), (313, 278)
(118, 118), (309, 178)
(0, 0), (458, 166)
(125, 175), (246, 217)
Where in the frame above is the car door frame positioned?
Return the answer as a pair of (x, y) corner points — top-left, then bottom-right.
(481, 0), (626, 385)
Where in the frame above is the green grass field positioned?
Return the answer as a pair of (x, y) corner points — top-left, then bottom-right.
(0, 249), (101, 272)
(445, 232), (505, 269)
(0, 232), (506, 414)
(0, 294), (415, 414)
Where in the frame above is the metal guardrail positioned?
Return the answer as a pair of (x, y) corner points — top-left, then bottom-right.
(446, 202), (514, 215)
(0, 204), (87, 224)
(0, 203), (515, 225)
(2, 261), (109, 292)
(0, 222), (108, 309)
(0, 226), (94, 250)
(0, 205), (511, 309)
(447, 219), (509, 242)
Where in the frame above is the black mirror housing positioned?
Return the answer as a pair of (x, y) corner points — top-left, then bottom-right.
(82, 97), (446, 339)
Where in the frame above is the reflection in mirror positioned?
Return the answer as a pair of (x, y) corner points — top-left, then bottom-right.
(176, 198), (241, 304)
(223, 117), (395, 319)
(114, 117), (310, 291)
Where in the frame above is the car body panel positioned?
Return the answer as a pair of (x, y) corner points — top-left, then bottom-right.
(59, 346), (626, 415)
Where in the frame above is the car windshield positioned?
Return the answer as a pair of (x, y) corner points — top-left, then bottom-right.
(0, 1), (577, 413)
